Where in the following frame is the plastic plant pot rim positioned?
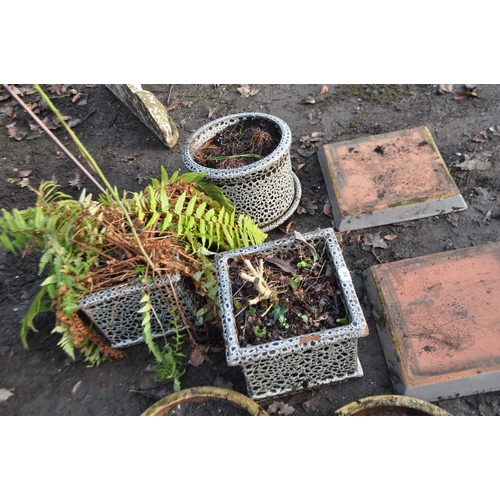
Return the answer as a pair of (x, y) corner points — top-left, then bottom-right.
(335, 395), (452, 416)
(259, 172), (302, 232)
(141, 386), (269, 416)
(181, 112), (292, 179)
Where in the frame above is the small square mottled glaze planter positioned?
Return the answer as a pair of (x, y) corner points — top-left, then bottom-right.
(214, 228), (368, 400)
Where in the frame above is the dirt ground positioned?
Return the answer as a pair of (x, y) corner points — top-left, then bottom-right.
(1, 83), (499, 416)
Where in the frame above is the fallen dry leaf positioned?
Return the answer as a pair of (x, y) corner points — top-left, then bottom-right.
(71, 381), (83, 395)
(455, 90), (480, 100)
(265, 257), (297, 274)
(9, 85), (22, 96)
(308, 109), (322, 124)
(323, 201), (333, 217)
(165, 96), (180, 111)
(72, 92), (83, 103)
(188, 344), (210, 367)
(7, 124), (27, 141)
(68, 172), (82, 189)
(296, 197), (318, 215)
(488, 125), (500, 136)
(0, 105), (14, 118)
(383, 234), (397, 241)
(300, 132), (323, 148)
(446, 213), (459, 228)
(319, 84), (328, 95)
(42, 117), (59, 130)
(302, 395), (322, 411)
(471, 131), (489, 143)
(302, 94), (316, 104)
(237, 85), (260, 98)
(0, 388), (14, 402)
(208, 107), (217, 119)
(267, 401), (295, 415)
(67, 117), (81, 128)
(457, 158), (491, 171)
(19, 178), (30, 187)
(279, 220), (293, 234)
(439, 84), (454, 93)
(19, 170), (32, 178)
(362, 232), (388, 249)
(296, 163), (305, 170)
(27, 130), (42, 140)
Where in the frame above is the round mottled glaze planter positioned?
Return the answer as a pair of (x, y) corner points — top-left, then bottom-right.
(182, 112), (301, 232)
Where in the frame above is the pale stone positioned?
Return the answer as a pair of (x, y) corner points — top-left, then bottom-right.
(106, 84), (179, 149)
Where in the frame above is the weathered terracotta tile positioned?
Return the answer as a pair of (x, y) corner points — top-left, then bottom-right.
(364, 242), (500, 401)
(318, 126), (467, 231)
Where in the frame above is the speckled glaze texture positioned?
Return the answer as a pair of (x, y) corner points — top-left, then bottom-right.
(182, 113), (301, 232)
(214, 228), (368, 400)
(78, 274), (200, 349)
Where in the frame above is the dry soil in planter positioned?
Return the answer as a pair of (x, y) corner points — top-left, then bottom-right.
(229, 239), (348, 347)
(193, 117), (281, 170)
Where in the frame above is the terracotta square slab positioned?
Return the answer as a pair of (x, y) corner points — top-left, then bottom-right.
(363, 242), (500, 401)
(318, 126), (467, 231)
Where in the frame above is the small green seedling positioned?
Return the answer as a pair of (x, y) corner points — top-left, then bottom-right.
(210, 153), (262, 162)
(336, 317), (349, 326)
(289, 275), (304, 288)
(247, 307), (256, 316)
(297, 313), (309, 323)
(297, 256), (313, 269)
(253, 326), (267, 338)
(273, 304), (290, 328)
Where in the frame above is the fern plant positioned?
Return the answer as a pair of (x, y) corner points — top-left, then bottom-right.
(0, 170), (266, 389)
(0, 84), (267, 389)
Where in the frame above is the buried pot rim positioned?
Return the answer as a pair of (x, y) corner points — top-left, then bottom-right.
(181, 112), (293, 179)
(335, 394), (452, 416)
(140, 386), (269, 416)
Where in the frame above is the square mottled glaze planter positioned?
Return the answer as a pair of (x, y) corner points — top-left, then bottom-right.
(78, 274), (200, 349)
(214, 228), (368, 400)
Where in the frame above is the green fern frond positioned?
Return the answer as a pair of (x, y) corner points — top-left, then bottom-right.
(20, 288), (51, 347)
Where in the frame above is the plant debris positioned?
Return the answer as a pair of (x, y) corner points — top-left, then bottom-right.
(455, 89), (480, 100)
(3, 84), (88, 142)
(439, 84), (454, 93)
(308, 109), (322, 124)
(237, 85), (260, 98)
(267, 401), (295, 415)
(193, 117), (280, 170)
(229, 239), (347, 347)
(300, 131), (323, 148)
(296, 197), (318, 215)
(362, 232), (388, 250)
(0, 388), (14, 402)
(471, 130), (489, 143)
(188, 344), (210, 367)
(323, 201), (333, 218)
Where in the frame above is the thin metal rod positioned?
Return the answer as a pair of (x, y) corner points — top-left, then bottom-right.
(1, 84), (106, 194)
